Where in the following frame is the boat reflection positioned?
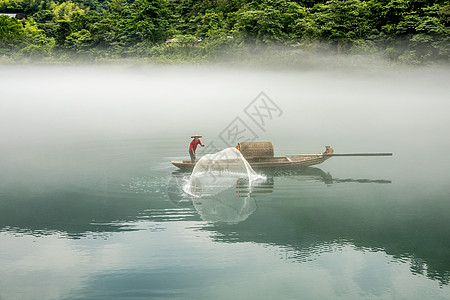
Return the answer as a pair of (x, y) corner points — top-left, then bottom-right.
(263, 167), (391, 185)
(167, 167), (391, 224)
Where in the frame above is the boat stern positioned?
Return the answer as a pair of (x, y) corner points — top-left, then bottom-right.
(171, 160), (196, 170)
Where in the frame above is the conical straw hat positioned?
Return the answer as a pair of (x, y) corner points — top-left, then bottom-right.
(191, 134), (202, 138)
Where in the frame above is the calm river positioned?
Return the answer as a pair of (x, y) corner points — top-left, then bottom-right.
(0, 63), (449, 299)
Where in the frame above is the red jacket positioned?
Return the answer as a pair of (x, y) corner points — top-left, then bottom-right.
(189, 139), (202, 152)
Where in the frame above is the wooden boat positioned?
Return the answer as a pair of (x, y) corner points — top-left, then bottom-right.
(171, 142), (392, 171)
(171, 142), (327, 170)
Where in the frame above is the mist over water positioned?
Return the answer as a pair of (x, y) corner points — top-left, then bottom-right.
(1, 59), (450, 300)
(1, 62), (449, 146)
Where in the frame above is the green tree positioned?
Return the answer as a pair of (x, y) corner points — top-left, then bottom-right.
(297, 0), (375, 52)
(53, 0), (87, 21)
(65, 28), (92, 51)
(0, 15), (24, 41)
(19, 19), (55, 58)
(234, 3), (286, 44)
(0, 16), (54, 59)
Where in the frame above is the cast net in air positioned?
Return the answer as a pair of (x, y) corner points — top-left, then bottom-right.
(185, 147), (264, 197)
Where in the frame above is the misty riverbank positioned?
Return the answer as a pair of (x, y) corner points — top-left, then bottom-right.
(1, 0), (449, 66)
(1, 45), (449, 67)
(1, 52), (449, 79)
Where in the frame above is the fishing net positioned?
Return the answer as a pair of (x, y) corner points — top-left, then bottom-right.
(185, 147), (264, 197)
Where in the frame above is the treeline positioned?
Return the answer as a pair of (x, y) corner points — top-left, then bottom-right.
(0, 0), (449, 64)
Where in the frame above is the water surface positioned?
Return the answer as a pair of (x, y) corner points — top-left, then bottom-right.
(0, 65), (449, 299)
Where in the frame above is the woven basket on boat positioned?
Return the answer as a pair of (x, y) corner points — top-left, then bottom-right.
(239, 142), (274, 159)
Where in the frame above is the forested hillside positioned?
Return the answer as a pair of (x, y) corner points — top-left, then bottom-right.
(1, 0), (449, 64)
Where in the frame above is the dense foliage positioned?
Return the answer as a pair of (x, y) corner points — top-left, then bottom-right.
(0, 0), (449, 64)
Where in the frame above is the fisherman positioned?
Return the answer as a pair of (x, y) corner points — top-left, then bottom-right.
(236, 143), (240, 151)
(189, 134), (205, 163)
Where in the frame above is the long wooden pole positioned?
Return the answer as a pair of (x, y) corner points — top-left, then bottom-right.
(324, 153), (393, 156)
